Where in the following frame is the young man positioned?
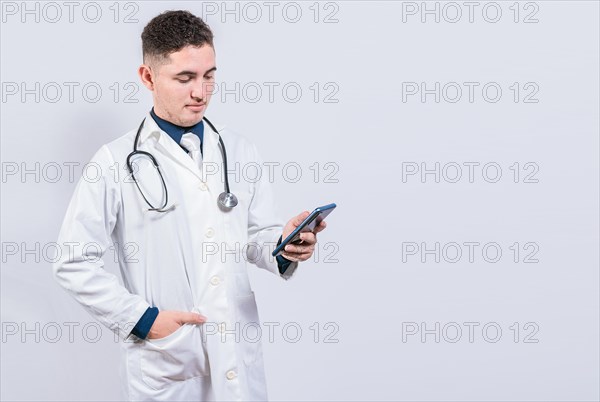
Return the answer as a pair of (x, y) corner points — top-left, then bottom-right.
(53, 10), (326, 401)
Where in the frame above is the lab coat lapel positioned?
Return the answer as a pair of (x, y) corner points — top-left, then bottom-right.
(138, 113), (221, 183)
(154, 134), (204, 181)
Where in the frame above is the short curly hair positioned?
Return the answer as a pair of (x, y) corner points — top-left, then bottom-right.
(141, 10), (214, 66)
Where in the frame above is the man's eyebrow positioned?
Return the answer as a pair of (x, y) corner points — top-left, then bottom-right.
(174, 67), (217, 76)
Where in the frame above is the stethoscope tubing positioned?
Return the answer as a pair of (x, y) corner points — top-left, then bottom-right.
(126, 114), (236, 211)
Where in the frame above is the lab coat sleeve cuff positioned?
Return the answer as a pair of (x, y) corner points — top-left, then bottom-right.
(129, 307), (159, 340)
(276, 236), (293, 274)
(275, 235), (298, 280)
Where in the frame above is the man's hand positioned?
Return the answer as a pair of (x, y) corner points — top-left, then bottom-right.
(147, 310), (206, 340)
(280, 211), (327, 262)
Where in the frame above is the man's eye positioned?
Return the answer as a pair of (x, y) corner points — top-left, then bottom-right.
(177, 79), (191, 83)
(205, 75), (214, 80)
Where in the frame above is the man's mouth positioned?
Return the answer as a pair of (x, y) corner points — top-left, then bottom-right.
(186, 104), (205, 110)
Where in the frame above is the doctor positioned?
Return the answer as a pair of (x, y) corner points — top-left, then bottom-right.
(53, 10), (326, 401)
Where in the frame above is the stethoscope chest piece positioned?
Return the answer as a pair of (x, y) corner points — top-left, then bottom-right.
(218, 192), (238, 209)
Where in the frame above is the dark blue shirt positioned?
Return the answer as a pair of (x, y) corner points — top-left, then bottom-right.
(150, 107), (204, 153)
(130, 109), (292, 340)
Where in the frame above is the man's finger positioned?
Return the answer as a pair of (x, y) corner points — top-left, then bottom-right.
(178, 312), (207, 324)
(281, 250), (312, 262)
(298, 232), (317, 245)
(313, 220), (327, 234)
(281, 252), (302, 262)
(284, 243), (315, 254)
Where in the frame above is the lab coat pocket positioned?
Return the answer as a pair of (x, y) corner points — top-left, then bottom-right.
(234, 292), (263, 366)
(145, 323), (186, 346)
(140, 323), (208, 390)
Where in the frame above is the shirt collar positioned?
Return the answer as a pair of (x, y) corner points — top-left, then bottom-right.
(149, 107), (204, 148)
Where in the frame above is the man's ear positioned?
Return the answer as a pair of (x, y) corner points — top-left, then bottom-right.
(138, 64), (154, 91)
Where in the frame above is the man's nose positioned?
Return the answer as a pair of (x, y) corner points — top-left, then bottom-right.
(191, 79), (213, 101)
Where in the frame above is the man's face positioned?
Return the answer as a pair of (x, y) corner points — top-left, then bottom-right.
(142, 45), (216, 127)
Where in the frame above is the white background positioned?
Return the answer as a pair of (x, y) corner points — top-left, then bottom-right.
(1, 1), (599, 401)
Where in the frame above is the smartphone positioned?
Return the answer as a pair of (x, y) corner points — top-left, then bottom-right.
(272, 203), (336, 257)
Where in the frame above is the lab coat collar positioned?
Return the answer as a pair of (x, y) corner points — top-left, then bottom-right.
(138, 112), (162, 144)
(137, 111), (220, 182)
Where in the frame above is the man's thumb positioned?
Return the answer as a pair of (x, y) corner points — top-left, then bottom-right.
(294, 210), (310, 225)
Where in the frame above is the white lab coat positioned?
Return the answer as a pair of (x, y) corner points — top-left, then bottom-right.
(52, 112), (298, 401)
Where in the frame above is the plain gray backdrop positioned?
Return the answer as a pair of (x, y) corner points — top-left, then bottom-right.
(1, 1), (599, 400)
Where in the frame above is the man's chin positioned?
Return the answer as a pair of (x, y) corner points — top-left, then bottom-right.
(180, 110), (205, 127)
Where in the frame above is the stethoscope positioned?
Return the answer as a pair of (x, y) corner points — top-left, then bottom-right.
(126, 115), (238, 212)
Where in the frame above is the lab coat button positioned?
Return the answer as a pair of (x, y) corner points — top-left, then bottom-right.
(226, 370), (237, 380)
(210, 276), (221, 286)
(205, 228), (214, 238)
(199, 182), (208, 191)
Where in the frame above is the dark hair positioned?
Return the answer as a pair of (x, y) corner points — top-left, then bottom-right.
(141, 10), (214, 65)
